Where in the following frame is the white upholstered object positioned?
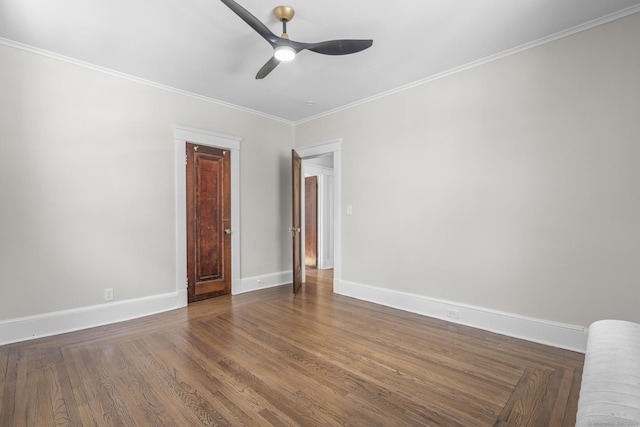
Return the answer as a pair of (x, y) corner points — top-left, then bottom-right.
(576, 319), (640, 427)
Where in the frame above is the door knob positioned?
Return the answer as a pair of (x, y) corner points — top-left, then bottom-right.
(224, 228), (232, 235)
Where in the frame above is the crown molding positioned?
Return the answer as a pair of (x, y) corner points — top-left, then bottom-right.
(0, 37), (296, 126)
(295, 5), (640, 125)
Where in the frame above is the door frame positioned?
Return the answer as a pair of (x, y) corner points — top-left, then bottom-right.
(174, 125), (241, 307)
(295, 139), (342, 292)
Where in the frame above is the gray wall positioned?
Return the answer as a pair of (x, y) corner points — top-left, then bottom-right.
(295, 13), (640, 327)
(0, 43), (293, 320)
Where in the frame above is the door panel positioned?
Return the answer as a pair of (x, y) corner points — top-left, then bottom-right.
(186, 143), (231, 302)
(291, 149), (302, 294)
(305, 176), (318, 268)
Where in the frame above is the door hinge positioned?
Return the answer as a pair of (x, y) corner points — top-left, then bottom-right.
(185, 154), (188, 165)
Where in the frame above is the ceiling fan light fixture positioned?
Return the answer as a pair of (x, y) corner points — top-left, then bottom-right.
(274, 45), (296, 62)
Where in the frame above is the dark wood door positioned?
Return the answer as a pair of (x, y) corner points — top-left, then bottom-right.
(186, 143), (231, 302)
(305, 176), (318, 268)
(291, 149), (302, 294)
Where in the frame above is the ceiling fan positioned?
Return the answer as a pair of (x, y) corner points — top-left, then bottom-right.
(220, 0), (373, 79)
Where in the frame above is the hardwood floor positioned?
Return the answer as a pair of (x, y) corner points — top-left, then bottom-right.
(1, 269), (584, 426)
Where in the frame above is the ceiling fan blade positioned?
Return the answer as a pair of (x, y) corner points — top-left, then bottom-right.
(220, 0), (279, 46)
(306, 39), (373, 55)
(256, 56), (280, 79)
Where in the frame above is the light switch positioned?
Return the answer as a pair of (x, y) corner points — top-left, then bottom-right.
(346, 204), (353, 215)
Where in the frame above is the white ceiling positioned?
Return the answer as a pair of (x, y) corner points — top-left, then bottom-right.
(2, 0), (640, 123)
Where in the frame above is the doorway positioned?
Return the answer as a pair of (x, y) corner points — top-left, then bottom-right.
(174, 126), (241, 308)
(302, 155), (335, 272)
(305, 176), (318, 268)
(295, 140), (342, 292)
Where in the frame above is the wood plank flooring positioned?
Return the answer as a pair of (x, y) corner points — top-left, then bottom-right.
(0, 269), (584, 426)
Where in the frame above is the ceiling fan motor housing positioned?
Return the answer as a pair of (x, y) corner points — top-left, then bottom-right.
(274, 6), (295, 22)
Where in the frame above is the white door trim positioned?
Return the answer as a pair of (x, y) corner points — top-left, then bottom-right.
(296, 139), (342, 291)
(174, 125), (242, 306)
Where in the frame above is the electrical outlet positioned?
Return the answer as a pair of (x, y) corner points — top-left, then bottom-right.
(104, 288), (114, 301)
(446, 308), (460, 320)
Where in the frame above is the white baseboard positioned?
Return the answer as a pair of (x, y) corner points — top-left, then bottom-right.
(318, 259), (334, 270)
(235, 271), (292, 294)
(1, 276), (588, 352)
(177, 288), (188, 308)
(335, 280), (588, 353)
(0, 292), (181, 346)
